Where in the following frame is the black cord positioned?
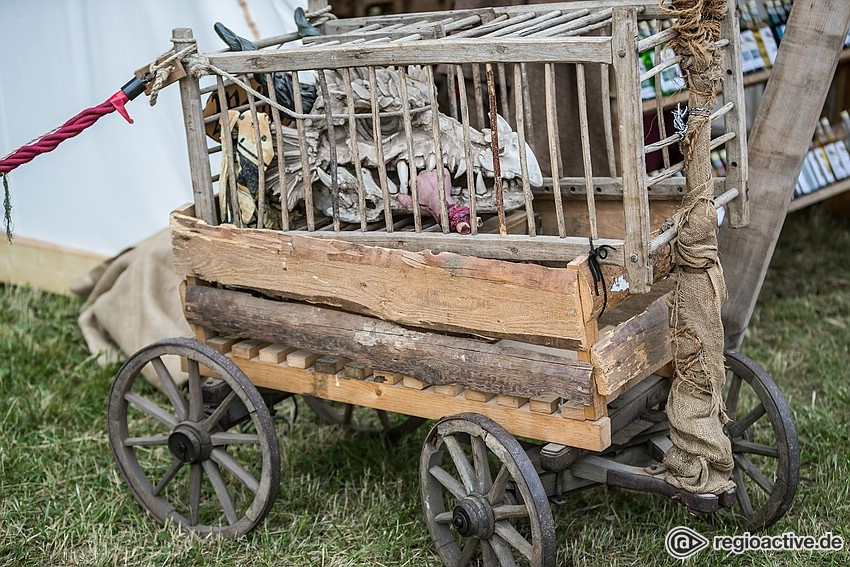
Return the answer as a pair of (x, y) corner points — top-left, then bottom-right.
(588, 237), (616, 318)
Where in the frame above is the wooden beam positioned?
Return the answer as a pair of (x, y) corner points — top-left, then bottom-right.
(183, 284), (594, 405)
(719, 1), (850, 350)
(591, 292), (672, 396)
(170, 210), (590, 347)
(232, 354), (611, 451)
(206, 37), (613, 74)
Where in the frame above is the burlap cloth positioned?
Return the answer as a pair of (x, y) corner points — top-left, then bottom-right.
(662, 0), (735, 495)
(71, 229), (192, 388)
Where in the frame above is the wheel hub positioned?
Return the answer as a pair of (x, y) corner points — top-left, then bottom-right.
(452, 495), (495, 539)
(168, 423), (212, 464)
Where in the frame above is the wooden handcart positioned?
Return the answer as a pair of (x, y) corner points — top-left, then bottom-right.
(106, 2), (800, 563)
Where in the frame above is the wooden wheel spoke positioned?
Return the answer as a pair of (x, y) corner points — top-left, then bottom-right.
(125, 392), (179, 429)
(728, 404), (767, 438)
(493, 504), (529, 522)
(733, 466), (754, 519)
(211, 448), (260, 494)
(376, 410), (391, 433)
(733, 439), (779, 458)
(443, 435), (477, 494)
(202, 391), (238, 432)
(434, 511), (453, 525)
(189, 463), (202, 526)
(482, 540), (497, 567)
(429, 465), (468, 500)
(725, 372), (742, 419)
(187, 359), (204, 422)
(494, 521), (533, 561)
(489, 533), (520, 567)
(202, 460), (239, 525)
(487, 465), (510, 503)
(471, 435), (493, 494)
(211, 432), (261, 446)
(457, 537), (480, 566)
(124, 435), (169, 447)
(152, 357), (188, 421)
(342, 404), (355, 427)
(153, 458), (183, 496)
(735, 454), (775, 494)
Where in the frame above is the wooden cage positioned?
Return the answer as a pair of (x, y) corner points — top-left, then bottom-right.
(170, 0), (749, 452)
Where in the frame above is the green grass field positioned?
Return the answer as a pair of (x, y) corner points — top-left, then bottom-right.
(1, 206), (848, 566)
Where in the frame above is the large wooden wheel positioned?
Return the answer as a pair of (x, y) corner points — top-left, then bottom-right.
(723, 351), (800, 530)
(420, 413), (556, 567)
(303, 396), (425, 442)
(107, 338), (280, 537)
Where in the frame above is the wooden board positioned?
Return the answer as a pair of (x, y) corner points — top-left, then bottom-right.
(183, 284), (595, 405)
(228, 353), (611, 451)
(591, 292), (672, 396)
(171, 209), (591, 348)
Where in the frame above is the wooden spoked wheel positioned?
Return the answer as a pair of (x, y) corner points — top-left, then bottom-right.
(420, 413), (556, 567)
(723, 351), (800, 531)
(108, 338), (280, 537)
(302, 397), (425, 442)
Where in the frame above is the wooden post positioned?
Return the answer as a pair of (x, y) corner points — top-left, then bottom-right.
(719, 1), (850, 350)
(307, 0), (328, 12)
(719, 1), (749, 228)
(173, 28), (218, 225)
(611, 8), (651, 294)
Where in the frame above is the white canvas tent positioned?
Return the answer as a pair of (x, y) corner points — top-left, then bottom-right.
(0, 0), (303, 291)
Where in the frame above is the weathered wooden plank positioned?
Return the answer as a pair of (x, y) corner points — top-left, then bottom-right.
(343, 361), (373, 380)
(205, 38), (613, 74)
(315, 355), (350, 375)
(591, 292), (672, 396)
(183, 284), (594, 404)
(718, 0), (749, 228)
(173, 29), (217, 225)
(301, 230), (624, 263)
(719, 0), (850, 349)
(611, 8), (651, 294)
(232, 354), (611, 450)
(171, 211), (590, 347)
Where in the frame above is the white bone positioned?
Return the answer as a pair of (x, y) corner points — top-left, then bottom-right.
(397, 160), (409, 195)
(427, 153), (437, 171)
(475, 171), (487, 195)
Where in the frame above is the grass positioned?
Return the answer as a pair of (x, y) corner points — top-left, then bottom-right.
(0, 206), (848, 566)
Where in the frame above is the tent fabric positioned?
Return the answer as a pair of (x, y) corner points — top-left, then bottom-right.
(0, 0), (303, 257)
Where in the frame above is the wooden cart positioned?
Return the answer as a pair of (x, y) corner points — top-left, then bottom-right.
(107, 2), (799, 563)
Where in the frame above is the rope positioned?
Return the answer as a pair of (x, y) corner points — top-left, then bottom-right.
(0, 100), (118, 175)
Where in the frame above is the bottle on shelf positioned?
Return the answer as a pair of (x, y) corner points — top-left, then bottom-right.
(747, 0), (779, 66)
(738, 4), (768, 73)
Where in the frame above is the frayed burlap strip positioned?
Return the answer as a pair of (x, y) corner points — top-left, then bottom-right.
(662, 0), (735, 495)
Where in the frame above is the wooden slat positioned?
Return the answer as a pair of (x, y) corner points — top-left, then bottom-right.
(286, 349), (321, 369)
(591, 292), (672, 396)
(719, 1), (749, 228)
(173, 29), (217, 225)
(171, 210), (597, 347)
(182, 284), (594, 404)
(611, 8), (651, 293)
(259, 343), (297, 363)
(205, 38), (614, 74)
(231, 339), (266, 359)
(297, 230), (624, 263)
